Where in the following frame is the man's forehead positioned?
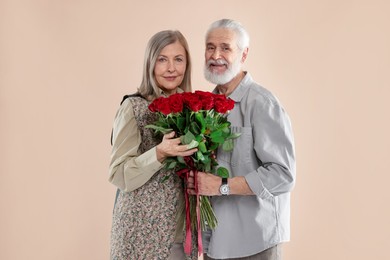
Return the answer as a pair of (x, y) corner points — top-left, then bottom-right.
(206, 28), (237, 45)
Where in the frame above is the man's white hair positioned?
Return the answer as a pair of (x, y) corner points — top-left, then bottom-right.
(205, 19), (250, 50)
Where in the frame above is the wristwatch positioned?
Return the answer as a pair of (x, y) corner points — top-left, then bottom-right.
(219, 178), (230, 196)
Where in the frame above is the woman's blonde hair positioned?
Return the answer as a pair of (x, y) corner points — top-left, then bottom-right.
(138, 30), (192, 100)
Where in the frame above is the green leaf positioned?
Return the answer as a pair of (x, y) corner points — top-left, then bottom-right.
(210, 130), (225, 144)
(217, 122), (230, 130)
(195, 135), (203, 142)
(228, 132), (242, 139)
(209, 142), (219, 151)
(210, 129), (222, 139)
(160, 175), (170, 183)
(180, 131), (196, 145)
(197, 150), (205, 161)
(185, 108), (191, 127)
(201, 153), (210, 163)
(205, 161), (211, 172)
(145, 125), (173, 134)
(189, 121), (201, 135)
(176, 117), (186, 132)
(166, 160), (177, 169)
(187, 139), (199, 149)
(198, 141), (207, 153)
(177, 156), (185, 164)
(216, 167), (229, 178)
(221, 126), (230, 134)
(211, 135), (224, 144)
(222, 139), (234, 151)
(195, 112), (206, 134)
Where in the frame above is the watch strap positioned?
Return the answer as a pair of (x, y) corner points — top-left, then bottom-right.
(222, 177), (228, 185)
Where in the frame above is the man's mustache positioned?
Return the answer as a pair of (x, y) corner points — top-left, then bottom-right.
(206, 59), (228, 66)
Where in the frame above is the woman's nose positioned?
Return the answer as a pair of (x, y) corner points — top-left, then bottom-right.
(167, 61), (176, 73)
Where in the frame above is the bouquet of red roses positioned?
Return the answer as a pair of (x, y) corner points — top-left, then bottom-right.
(146, 90), (240, 255)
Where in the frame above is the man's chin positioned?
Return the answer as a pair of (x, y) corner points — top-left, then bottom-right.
(208, 67), (227, 75)
(205, 75), (230, 85)
(204, 67), (233, 85)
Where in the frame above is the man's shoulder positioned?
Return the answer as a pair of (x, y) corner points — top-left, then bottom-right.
(243, 79), (280, 107)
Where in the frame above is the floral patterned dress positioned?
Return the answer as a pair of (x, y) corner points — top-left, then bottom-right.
(110, 96), (197, 260)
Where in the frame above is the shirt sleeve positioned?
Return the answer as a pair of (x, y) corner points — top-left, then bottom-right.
(108, 99), (162, 192)
(245, 98), (296, 199)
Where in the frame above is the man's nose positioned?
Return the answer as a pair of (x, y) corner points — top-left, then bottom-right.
(211, 48), (221, 60)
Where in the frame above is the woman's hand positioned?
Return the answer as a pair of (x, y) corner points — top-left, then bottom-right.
(156, 131), (198, 162)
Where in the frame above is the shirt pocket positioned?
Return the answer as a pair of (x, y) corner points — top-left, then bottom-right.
(217, 126), (253, 167)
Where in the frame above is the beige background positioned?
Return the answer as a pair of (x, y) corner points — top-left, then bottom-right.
(1, 0), (389, 259)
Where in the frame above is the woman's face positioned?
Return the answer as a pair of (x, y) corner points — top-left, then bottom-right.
(154, 41), (187, 95)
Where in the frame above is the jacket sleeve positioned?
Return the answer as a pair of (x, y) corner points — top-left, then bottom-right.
(108, 99), (162, 192)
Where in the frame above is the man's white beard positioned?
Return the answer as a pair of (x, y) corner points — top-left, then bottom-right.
(204, 56), (242, 85)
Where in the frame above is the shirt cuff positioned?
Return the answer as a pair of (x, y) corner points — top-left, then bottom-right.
(137, 146), (163, 173)
(245, 171), (274, 199)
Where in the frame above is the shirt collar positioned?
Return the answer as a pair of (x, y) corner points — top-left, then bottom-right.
(212, 72), (252, 102)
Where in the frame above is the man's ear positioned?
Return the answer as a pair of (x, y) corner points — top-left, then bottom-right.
(241, 47), (249, 63)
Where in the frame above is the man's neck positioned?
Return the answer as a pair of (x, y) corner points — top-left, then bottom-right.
(217, 71), (245, 97)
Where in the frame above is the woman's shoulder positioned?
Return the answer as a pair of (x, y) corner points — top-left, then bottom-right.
(119, 93), (145, 105)
(117, 93), (150, 119)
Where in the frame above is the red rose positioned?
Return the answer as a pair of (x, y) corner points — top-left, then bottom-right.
(168, 93), (184, 113)
(201, 96), (214, 110)
(214, 94), (234, 113)
(214, 94), (226, 102)
(226, 98), (235, 111)
(183, 93), (202, 112)
(214, 100), (228, 113)
(194, 91), (215, 110)
(148, 99), (159, 112)
(195, 90), (214, 99)
(156, 97), (171, 115)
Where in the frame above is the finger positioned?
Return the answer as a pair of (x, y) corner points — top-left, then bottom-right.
(187, 188), (196, 195)
(179, 144), (198, 152)
(163, 131), (176, 139)
(177, 144), (190, 152)
(179, 149), (198, 157)
(172, 138), (183, 145)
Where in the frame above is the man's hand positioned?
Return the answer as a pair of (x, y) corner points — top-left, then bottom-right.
(186, 171), (255, 196)
(187, 171), (222, 196)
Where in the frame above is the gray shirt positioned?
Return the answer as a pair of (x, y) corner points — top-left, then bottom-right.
(204, 72), (296, 258)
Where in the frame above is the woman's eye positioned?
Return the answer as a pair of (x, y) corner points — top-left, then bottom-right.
(158, 57), (167, 62)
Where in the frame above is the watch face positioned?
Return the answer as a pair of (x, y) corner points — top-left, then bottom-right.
(220, 184), (230, 195)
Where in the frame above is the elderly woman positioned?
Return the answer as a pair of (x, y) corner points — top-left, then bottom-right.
(109, 30), (198, 260)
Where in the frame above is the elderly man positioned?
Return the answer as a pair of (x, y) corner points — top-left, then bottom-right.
(188, 19), (296, 260)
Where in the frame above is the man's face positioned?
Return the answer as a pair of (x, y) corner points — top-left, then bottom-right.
(204, 28), (243, 85)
